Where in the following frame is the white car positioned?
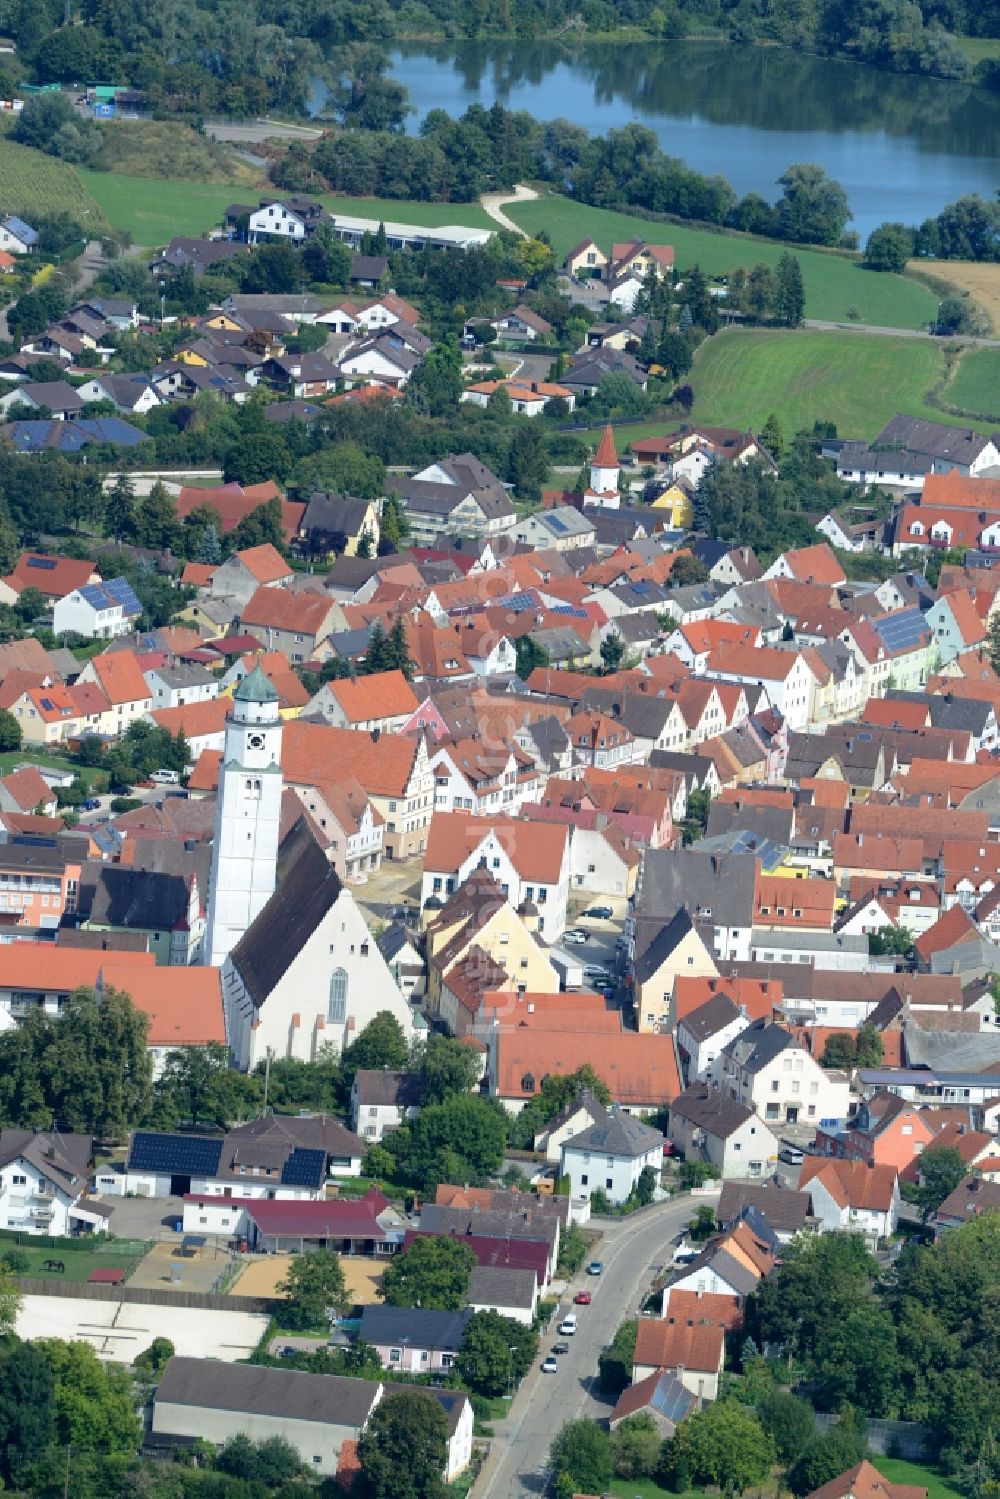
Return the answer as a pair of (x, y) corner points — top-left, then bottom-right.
(563, 930), (589, 945)
(541, 1355), (558, 1373)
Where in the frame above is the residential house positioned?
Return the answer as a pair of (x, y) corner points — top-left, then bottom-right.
(631, 1318), (725, 1402)
(350, 1069), (422, 1142)
(1, 552), (99, 604)
(358, 1306), (471, 1374)
(314, 670), (419, 735)
(238, 588), (338, 662)
(52, 578), (141, 640)
(298, 493), (380, 558)
(635, 908), (719, 1035)
(560, 1105), (664, 1206)
(720, 1019), (851, 1127)
(667, 1085), (779, 1180)
(76, 650), (153, 731)
(466, 1264), (539, 1325)
(609, 1372), (697, 1437)
(208, 543), (293, 610)
(0, 216), (38, 254)
(144, 663), (219, 712)
(676, 992), (753, 1085)
(0, 380), (85, 420)
(797, 1157), (900, 1245)
(0, 1129), (106, 1237)
(387, 455), (516, 546)
(421, 813), (570, 939)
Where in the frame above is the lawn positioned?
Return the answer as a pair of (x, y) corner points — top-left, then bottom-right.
(75, 171), (246, 246)
(507, 194), (937, 330)
(942, 345), (1000, 421)
(0, 141), (109, 233)
(955, 34), (1000, 64)
(0, 747), (108, 792)
(873, 1459), (963, 1499)
(687, 327), (948, 441)
(610, 1483), (704, 1499)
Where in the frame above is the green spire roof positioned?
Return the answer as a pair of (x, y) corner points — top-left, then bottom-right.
(234, 663), (279, 704)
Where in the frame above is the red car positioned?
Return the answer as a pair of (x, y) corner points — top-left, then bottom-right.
(573, 1290), (592, 1305)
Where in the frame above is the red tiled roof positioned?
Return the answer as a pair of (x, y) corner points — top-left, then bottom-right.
(633, 1317), (725, 1373)
(913, 903), (979, 963)
(235, 543), (291, 584)
(798, 1158), (898, 1211)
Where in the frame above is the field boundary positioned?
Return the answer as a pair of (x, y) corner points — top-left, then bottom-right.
(15, 1275), (281, 1314)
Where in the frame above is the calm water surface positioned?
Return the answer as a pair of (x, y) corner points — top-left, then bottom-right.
(376, 41), (1000, 241)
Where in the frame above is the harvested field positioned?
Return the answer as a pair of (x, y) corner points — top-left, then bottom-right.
(913, 258), (1000, 329)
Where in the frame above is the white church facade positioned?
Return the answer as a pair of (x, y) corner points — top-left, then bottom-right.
(205, 667), (414, 1072)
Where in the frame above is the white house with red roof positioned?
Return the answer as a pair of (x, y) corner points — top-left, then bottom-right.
(421, 811), (570, 939)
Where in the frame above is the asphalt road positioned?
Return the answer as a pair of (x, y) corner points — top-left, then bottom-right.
(478, 1193), (716, 1499)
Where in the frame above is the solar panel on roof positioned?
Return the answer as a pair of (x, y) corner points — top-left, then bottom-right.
(128, 1132), (224, 1176)
(26, 558), (57, 571)
(651, 1375), (695, 1423)
(104, 577), (142, 615)
(280, 1147), (327, 1188)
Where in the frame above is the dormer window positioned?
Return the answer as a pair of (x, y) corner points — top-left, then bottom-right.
(521, 1073), (536, 1093)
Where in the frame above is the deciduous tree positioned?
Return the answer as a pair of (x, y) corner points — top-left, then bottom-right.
(278, 1249), (348, 1328)
(380, 1236), (476, 1310)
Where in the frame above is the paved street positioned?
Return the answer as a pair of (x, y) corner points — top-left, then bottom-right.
(478, 1193), (716, 1498)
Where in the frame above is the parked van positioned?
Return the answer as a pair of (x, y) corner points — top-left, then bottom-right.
(150, 768), (180, 785)
(558, 1313), (578, 1335)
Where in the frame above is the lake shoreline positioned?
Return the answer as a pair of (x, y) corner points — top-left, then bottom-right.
(390, 30), (995, 89)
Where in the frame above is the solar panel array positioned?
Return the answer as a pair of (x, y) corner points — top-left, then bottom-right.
(26, 557), (57, 571)
(104, 577), (143, 615)
(280, 1147), (327, 1188)
(128, 1132), (224, 1176)
(651, 1374), (695, 1423)
(873, 608), (928, 654)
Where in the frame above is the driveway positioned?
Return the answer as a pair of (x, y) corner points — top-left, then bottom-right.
(98, 1192), (188, 1241)
(480, 185), (539, 238)
(477, 1193), (716, 1498)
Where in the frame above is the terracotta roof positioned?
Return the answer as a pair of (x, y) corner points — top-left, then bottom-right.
(798, 1158), (898, 1211)
(594, 424), (618, 466)
(240, 586), (333, 635)
(326, 669), (419, 724)
(106, 962), (225, 1046)
(0, 766), (53, 812)
(282, 720), (422, 798)
(5, 552), (98, 600)
(673, 975), (781, 1023)
(706, 643), (803, 681)
(424, 810), (568, 885)
(494, 1026), (680, 1106)
(663, 1288), (743, 1329)
(150, 696), (229, 740)
(756, 874), (835, 927)
(633, 1317), (725, 1373)
(780, 543), (846, 586)
(181, 562), (217, 586)
(921, 472), (1000, 510)
(805, 1460), (927, 1499)
(176, 481), (305, 543)
(913, 903), (979, 963)
(0, 943), (154, 993)
(236, 543), (291, 583)
(939, 588), (986, 647)
(88, 649), (151, 706)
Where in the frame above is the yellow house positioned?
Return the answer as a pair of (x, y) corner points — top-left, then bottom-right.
(202, 312), (244, 333)
(426, 875), (558, 1019)
(635, 909), (718, 1034)
(565, 239), (609, 278)
(650, 481), (694, 529)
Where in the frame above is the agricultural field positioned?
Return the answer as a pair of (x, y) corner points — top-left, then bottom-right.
(687, 327), (948, 440)
(915, 256), (1000, 328)
(0, 140), (109, 233)
(507, 193), (937, 330)
(942, 345), (1000, 421)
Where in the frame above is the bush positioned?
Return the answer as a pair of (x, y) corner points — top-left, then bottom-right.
(1, 1249), (30, 1274)
(109, 796), (142, 813)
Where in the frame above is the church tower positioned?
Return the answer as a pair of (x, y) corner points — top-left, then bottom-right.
(204, 664), (283, 968)
(584, 423), (620, 508)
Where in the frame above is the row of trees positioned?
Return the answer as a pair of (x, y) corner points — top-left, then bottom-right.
(865, 194), (1000, 270)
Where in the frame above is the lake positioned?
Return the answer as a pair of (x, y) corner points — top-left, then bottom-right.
(379, 40), (1000, 243)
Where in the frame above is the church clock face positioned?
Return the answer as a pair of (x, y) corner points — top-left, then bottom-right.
(247, 732), (266, 750)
